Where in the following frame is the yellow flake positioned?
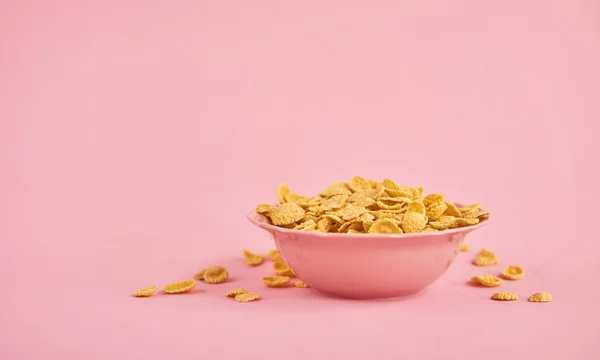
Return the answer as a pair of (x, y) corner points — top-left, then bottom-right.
(226, 288), (249, 297)
(261, 275), (291, 287)
(294, 219), (317, 231)
(277, 183), (291, 203)
(425, 201), (447, 221)
(194, 269), (206, 281)
(368, 218), (403, 234)
(294, 280), (309, 288)
(273, 260), (296, 277)
(382, 178), (401, 190)
(528, 292), (552, 303)
(319, 194), (349, 211)
(443, 202), (462, 217)
(268, 249), (281, 262)
(456, 217), (479, 226)
(491, 292), (518, 301)
(472, 248), (499, 266)
(162, 280), (196, 294)
(423, 193), (444, 207)
(269, 203), (306, 226)
(256, 204), (273, 215)
(401, 212), (428, 233)
(460, 243), (470, 252)
(243, 250), (265, 266)
(471, 274), (503, 287)
(407, 201), (426, 215)
(133, 285), (157, 297)
(348, 176), (371, 192)
(336, 205), (368, 221)
(234, 292), (261, 302)
(501, 265), (524, 280)
(203, 266), (229, 284)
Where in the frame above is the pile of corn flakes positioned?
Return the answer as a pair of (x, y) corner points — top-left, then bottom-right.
(256, 176), (490, 234)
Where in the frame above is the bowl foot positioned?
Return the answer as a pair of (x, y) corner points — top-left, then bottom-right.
(314, 288), (427, 301)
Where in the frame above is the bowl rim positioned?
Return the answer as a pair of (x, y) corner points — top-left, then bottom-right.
(247, 203), (490, 239)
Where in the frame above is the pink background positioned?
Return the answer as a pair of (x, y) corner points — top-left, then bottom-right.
(1, 0), (599, 359)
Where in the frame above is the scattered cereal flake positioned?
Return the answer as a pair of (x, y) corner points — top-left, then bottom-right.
(471, 274), (503, 287)
(235, 292), (261, 302)
(407, 201), (426, 215)
(226, 288), (249, 297)
(256, 204), (273, 215)
(270, 203), (306, 225)
(368, 218), (403, 234)
(243, 250), (265, 266)
(162, 280), (196, 294)
(426, 201), (448, 221)
(203, 266), (229, 284)
(501, 265), (524, 280)
(294, 280), (309, 288)
(491, 292), (518, 301)
(401, 212), (428, 233)
(443, 202), (462, 217)
(528, 292), (552, 303)
(472, 248), (499, 266)
(262, 276), (291, 287)
(133, 285), (157, 297)
(348, 176), (371, 192)
(277, 183), (291, 203)
(268, 249), (281, 262)
(336, 205), (368, 221)
(460, 243), (470, 252)
(273, 260), (296, 277)
(456, 217), (479, 226)
(423, 193), (444, 207)
(194, 269), (207, 281)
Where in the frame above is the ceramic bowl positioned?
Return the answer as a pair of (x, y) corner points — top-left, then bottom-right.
(247, 206), (489, 299)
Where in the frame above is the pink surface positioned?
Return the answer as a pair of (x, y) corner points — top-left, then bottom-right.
(1, 0), (599, 359)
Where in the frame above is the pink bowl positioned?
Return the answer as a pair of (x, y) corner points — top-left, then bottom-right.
(247, 207), (489, 299)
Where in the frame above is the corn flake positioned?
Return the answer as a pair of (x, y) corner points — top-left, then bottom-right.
(243, 250), (265, 266)
(273, 260), (296, 277)
(294, 280), (309, 288)
(426, 201), (447, 221)
(270, 203), (305, 226)
(401, 211), (428, 233)
(501, 265), (524, 280)
(423, 193), (444, 207)
(471, 274), (503, 287)
(226, 288), (249, 297)
(262, 275), (290, 287)
(256, 204), (273, 215)
(491, 292), (518, 301)
(473, 248), (499, 266)
(407, 201), (426, 215)
(443, 202), (462, 217)
(348, 175), (371, 192)
(368, 218), (403, 234)
(162, 280), (196, 294)
(194, 269), (207, 281)
(277, 183), (291, 203)
(235, 292), (261, 302)
(460, 243), (470, 252)
(203, 266), (229, 284)
(268, 249), (281, 262)
(528, 292), (552, 303)
(133, 285), (157, 297)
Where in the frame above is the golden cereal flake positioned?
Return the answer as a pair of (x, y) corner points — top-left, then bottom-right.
(348, 176), (371, 192)
(338, 220), (361, 233)
(194, 269), (207, 281)
(243, 250), (265, 266)
(162, 280), (196, 294)
(277, 183), (291, 203)
(256, 204), (273, 215)
(319, 195), (349, 211)
(320, 182), (351, 198)
(423, 193), (444, 207)
(268, 249), (281, 262)
(235, 292), (261, 302)
(294, 219), (317, 231)
(443, 202), (462, 217)
(336, 205), (368, 221)
(347, 229), (363, 234)
(407, 201), (426, 215)
(456, 217), (480, 226)
(401, 212), (428, 233)
(203, 266), (229, 284)
(460, 243), (470, 252)
(471, 274), (503, 287)
(426, 201), (448, 221)
(501, 265), (524, 280)
(491, 292), (518, 301)
(270, 203), (306, 226)
(459, 207), (480, 219)
(385, 188), (413, 198)
(273, 260), (296, 277)
(226, 288), (249, 297)
(133, 285), (157, 297)
(317, 217), (332, 232)
(262, 275), (291, 287)
(421, 226), (438, 232)
(528, 292), (552, 303)
(294, 280), (309, 288)
(375, 200), (403, 210)
(477, 210), (491, 219)
(382, 178), (401, 190)
(368, 218), (403, 234)
(472, 248), (499, 266)
(320, 214), (345, 232)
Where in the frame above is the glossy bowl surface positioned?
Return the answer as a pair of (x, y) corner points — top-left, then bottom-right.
(247, 206), (489, 299)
